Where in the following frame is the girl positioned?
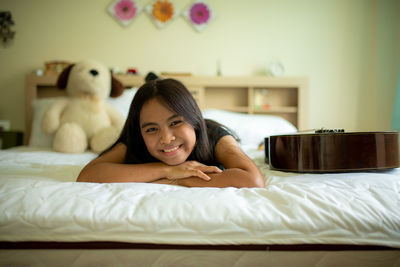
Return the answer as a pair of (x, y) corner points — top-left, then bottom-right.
(77, 77), (265, 188)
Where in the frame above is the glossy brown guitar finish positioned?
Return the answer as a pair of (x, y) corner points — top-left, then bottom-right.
(265, 131), (400, 173)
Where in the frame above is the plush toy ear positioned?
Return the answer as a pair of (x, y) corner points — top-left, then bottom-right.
(110, 74), (125, 98)
(57, 64), (74, 90)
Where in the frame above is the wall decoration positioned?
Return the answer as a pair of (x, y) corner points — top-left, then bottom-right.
(0, 11), (16, 45)
(146, 0), (178, 29)
(183, 1), (215, 32)
(108, 0), (142, 27)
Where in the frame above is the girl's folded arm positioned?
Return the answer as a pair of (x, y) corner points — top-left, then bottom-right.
(77, 143), (217, 183)
(77, 143), (169, 183)
(170, 135), (265, 188)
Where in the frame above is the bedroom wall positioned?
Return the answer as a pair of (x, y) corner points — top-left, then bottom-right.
(0, 0), (399, 133)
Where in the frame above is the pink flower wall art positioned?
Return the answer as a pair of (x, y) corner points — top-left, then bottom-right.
(183, 1), (215, 32)
(108, 0), (142, 27)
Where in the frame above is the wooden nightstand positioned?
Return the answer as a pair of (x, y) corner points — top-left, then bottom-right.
(0, 130), (24, 149)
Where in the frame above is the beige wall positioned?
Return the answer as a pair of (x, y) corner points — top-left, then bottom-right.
(0, 0), (399, 133)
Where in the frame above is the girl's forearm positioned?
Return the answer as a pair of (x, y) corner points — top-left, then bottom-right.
(77, 162), (169, 183)
(173, 168), (265, 188)
(77, 159), (265, 188)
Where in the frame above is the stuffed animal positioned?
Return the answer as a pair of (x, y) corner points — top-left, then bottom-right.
(41, 60), (125, 153)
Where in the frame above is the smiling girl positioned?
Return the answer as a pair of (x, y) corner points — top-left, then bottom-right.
(77, 77), (265, 188)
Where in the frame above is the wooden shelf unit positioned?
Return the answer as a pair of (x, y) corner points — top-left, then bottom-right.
(158, 75), (309, 130)
(25, 74), (308, 143)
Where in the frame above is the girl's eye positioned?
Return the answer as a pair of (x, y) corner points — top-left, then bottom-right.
(171, 120), (183, 126)
(145, 127), (158, 133)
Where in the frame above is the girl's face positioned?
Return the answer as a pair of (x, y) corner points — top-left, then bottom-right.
(139, 98), (196, 166)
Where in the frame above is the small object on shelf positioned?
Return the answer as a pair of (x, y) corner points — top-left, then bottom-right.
(254, 91), (262, 109)
(216, 59), (221, 76)
(0, 120), (10, 131)
(45, 61), (71, 75)
(268, 61), (285, 77)
(145, 72), (159, 82)
(0, 130), (24, 149)
(111, 66), (119, 74)
(127, 68), (138, 75)
(254, 89), (269, 110)
(262, 103), (271, 110)
(36, 69), (44, 76)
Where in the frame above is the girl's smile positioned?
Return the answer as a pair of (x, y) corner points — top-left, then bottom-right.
(162, 145), (181, 154)
(140, 98), (196, 165)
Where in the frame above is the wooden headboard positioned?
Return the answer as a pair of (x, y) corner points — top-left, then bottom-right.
(25, 74), (308, 144)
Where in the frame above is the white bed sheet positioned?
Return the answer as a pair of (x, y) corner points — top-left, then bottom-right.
(0, 147), (399, 248)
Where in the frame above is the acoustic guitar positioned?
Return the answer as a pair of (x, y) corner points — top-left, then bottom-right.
(264, 130), (400, 173)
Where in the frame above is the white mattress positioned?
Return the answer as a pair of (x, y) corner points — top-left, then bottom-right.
(0, 146), (399, 248)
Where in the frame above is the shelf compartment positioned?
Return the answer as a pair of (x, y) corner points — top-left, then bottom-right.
(253, 87), (298, 109)
(203, 87), (248, 111)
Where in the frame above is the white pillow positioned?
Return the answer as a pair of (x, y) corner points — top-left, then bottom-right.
(29, 98), (60, 147)
(202, 109), (297, 149)
(29, 89), (136, 148)
(107, 87), (137, 117)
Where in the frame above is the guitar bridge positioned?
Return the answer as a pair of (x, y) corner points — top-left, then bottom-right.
(315, 128), (345, 133)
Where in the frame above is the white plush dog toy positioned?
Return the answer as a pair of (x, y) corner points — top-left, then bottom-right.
(41, 60), (125, 153)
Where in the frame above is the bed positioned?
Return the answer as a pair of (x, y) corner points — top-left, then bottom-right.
(0, 74), (399, 266)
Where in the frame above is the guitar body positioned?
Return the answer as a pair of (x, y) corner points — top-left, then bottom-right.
(265, 131), (399, 173)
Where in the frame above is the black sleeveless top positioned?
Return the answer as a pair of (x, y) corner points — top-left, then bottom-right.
(205, 119), (230, 151)
(204, 119), (231, 167)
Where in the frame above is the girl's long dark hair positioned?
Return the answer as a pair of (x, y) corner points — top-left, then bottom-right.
(116, 78), (214, 165)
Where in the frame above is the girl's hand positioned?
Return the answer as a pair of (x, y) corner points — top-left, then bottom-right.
(166, 161), (222, 181)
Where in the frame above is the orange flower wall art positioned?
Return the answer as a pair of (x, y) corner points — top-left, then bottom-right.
(146, 0), (177, 28)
